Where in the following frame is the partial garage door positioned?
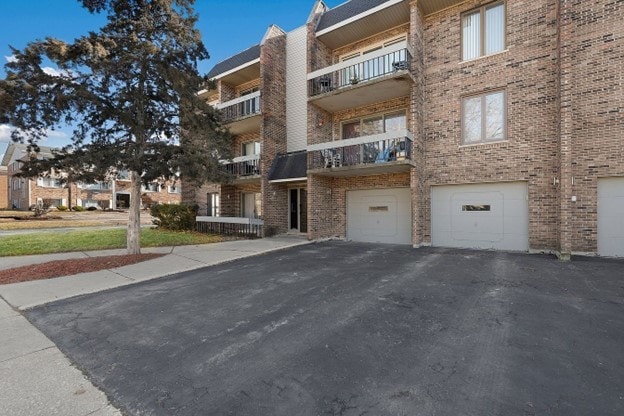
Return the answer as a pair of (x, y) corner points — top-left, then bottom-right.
(347, 188), (412, 244)
(598, 177), (624, 257)
(432, 182), (528, 251)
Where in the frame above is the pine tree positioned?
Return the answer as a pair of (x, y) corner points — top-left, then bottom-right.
(0, 0), (231, 254)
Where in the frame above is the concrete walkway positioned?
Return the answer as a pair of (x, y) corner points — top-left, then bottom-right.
(0, 236), (310, 416)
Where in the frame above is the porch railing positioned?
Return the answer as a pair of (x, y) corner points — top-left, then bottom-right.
(307, 130), (413, 170)
(221, 154), (260, 178)
(196, 216), (263, 238)
(308, 41), (413, 97)
(216, 91), (261, 124)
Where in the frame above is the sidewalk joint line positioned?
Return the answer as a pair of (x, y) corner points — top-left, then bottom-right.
(0, 345), (55, 364)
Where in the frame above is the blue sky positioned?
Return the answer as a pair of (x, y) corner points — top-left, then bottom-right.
(0, 0), (343, 156)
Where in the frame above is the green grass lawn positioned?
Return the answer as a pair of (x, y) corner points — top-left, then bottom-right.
(0, 228), (222, 256)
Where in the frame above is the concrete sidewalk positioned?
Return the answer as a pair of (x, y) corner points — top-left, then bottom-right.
(0, 236), (310, 416)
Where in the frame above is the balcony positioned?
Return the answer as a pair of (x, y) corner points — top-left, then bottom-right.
(222, 154), (261, 182)
(308, 41), (413, 112)
(216, 91), (261, 134)
(307, 129), (415, 177)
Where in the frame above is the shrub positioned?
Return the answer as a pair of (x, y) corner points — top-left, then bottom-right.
(56, 205), (68, 211)
(87, 206), (98, 211)
(72, 206), (85, 212)
(150, 204), (197, 231)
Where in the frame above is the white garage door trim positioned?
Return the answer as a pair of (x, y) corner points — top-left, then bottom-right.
(431, 182), (529, 251)
(597, 177), (624, 258)
(347, 188), (412, 245)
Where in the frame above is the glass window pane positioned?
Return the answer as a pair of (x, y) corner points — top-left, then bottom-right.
(463, 96), (482, 143)
(342, 121), (360, 139)
(384, 112), (407, 132)
(362, 116), (383, 136)
(462, 11), (481, 60)
(485, 92), (505, 141)
(485, 3), (505, 55)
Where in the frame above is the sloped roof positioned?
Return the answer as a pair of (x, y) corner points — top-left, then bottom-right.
(268, 151), (307, 182)
(206, 44), (261, 79)
(316, 0), (394, 32)
(1, 143), (58, 166)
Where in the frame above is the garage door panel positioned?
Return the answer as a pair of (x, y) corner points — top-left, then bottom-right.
(432, 182), (528, 251)
(598, 178), (624, 257)
(347, 188), (411, 245)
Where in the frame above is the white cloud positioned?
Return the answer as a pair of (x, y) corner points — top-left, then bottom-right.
(0, 124), (12, 142)
(4, 55), (17, 63)
(0, 124), (69, 143)
(42, 66), (64, 77)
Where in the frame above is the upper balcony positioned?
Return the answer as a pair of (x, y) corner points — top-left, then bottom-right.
(216, 91), (261, 135)
(307, 41), (413, 112)
(307, 129), (415, 177)
(221, 154), (261, 183)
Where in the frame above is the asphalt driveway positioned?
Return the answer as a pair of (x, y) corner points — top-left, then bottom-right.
(26, 242), (624, 416)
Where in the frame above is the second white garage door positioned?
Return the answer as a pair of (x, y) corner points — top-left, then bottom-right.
(598, 177), (624, 257)
(347, 188), (412, 244)
(431, 182), (529, 251)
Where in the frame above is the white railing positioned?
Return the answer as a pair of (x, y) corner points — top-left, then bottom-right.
(196, 216), (264, 237)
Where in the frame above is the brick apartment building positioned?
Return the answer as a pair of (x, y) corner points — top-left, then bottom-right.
(2, 143), (182, 210)
(184, 0), (623, 258)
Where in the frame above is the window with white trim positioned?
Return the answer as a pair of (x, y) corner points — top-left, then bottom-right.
(341, 110), (407, 139)
(462, 90), (506, 144)
(462, 1), (505, 61)
(168, 185), (181, 194)
(37, 177), (63, 188)
(141, 182), (160, 192)
(242, 141), (261, 156)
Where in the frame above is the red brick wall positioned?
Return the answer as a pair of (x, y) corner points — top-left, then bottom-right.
(559, 0), (624, 254)
(260, 29), (289, 235)
(422, 0), (561, 251)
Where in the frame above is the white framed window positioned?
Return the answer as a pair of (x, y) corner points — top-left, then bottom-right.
(462, 1), (506, 61)
(37, 177), (63, 188)
(168, 185), (181, 194)
(141, 183), (160, 192)
(242, 141), (261, 156)
(462, 90), (506, 144)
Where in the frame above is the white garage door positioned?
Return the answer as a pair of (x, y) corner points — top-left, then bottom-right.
(347, 188), (412, 244)
(432, 182), (528, 251)
(598, 177), (624, 257)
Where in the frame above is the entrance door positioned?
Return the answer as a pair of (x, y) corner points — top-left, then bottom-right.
(289, 188), (307, 232)
(116, 193), (130, 209)
(241, 193), (257, 219)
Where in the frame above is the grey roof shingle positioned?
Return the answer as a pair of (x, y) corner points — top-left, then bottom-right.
(316, 0), (394, 32)
(206, 44), (261, 79)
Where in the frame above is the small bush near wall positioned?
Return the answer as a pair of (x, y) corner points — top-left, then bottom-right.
(151, 204), (198, 231)
(72, 206), (85, 212)
(56, 205), (68, 211)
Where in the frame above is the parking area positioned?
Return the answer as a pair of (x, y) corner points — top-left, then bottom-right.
(26, 242), (624, 416)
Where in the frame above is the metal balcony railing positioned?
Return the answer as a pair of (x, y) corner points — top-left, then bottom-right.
(307, 130), (413, 170)
(308, 42), (412, 97)
(216, 91), (261, 124)
(222, 154), (260, 178)
(196, 216), (263, 238)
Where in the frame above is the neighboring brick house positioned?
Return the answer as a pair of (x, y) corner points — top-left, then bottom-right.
(2, 143), (182, 210)
(187, 0), (623, 258)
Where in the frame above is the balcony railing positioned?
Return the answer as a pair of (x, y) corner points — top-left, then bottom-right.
(307, 130), (413, 170)
(222, 154), (260, 178)
(196, 216), (263, 238)
(308, 41), (413, 97)
(216, 91), (261, 124)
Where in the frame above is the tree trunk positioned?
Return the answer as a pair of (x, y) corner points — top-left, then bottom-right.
(127, 170), (142, 254)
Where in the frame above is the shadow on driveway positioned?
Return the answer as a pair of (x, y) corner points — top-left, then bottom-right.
(27, 242), (624, 416)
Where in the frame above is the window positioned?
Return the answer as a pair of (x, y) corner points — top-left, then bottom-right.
(168, 185), (181, 194)
(462, 1), (505, 61)
(207, 192), (220, 217)
(141, 183), (160, 192)
(37, 177), (63, 188)
(80, 182), (112, 191)
(242, 141), (261, 156)
(462, 90), (506, 144)
(341, 111), (407, 139)
(241, 192), (261, 219)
